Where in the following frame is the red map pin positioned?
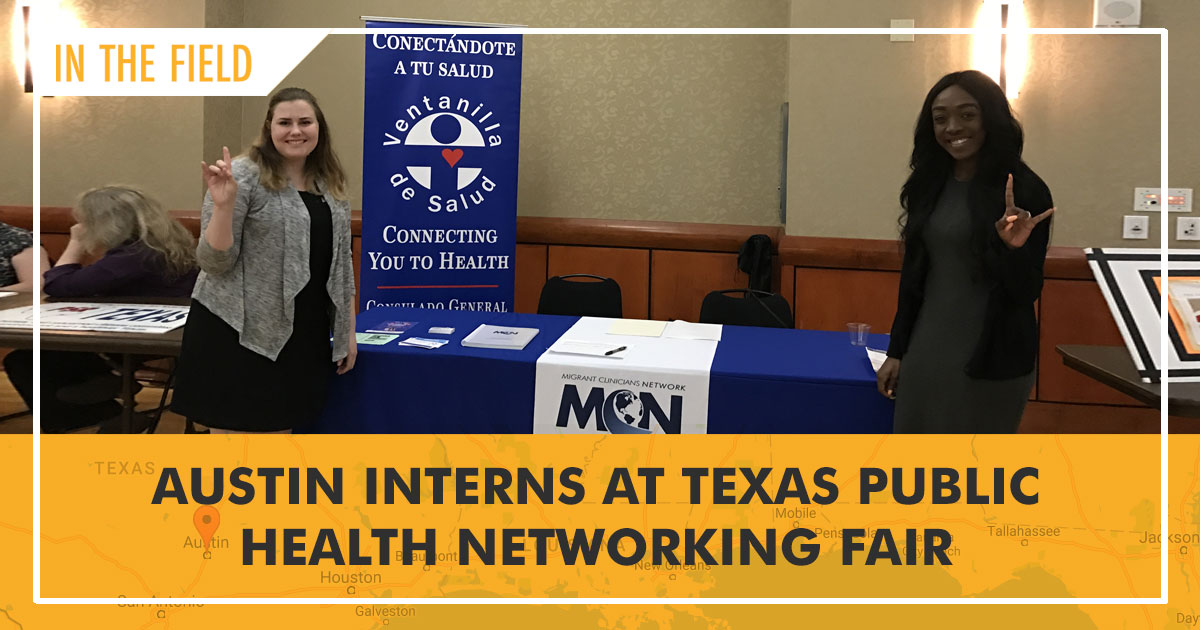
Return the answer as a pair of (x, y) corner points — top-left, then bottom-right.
(193, 506), (220, 552)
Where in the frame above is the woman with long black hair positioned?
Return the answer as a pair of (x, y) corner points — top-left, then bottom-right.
(876, 70), (1056, 433)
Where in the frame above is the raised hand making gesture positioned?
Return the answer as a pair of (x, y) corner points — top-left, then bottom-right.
(996, 173), (1055, 249)
(174, 88), (358, 435)
(200, 145), (236, 252)
(201, 145), (237, 210)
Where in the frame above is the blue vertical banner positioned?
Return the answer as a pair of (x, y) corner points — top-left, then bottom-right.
(361, 21), (522, 312)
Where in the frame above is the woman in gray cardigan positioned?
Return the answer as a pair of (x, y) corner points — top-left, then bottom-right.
(172, 87), (357, 433)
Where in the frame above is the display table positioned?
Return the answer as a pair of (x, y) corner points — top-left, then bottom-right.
(1056, 344), (1200, 418)
(0, 294), (188, 433)
(307, 307), (894, 434)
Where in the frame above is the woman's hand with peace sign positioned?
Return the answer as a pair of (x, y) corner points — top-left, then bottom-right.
(201, 146), (237, 211)
(200, 146), (237, 253)
(996, 173), (1055, 249)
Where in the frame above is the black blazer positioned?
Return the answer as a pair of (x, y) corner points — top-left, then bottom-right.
(886, 166), (1054, 379)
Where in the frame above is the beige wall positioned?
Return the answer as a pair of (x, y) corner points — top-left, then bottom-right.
(201, 0), (245, 190)
(1, 0), (1192, 248)
(236, 0), (790, 224)
(0, 0), (33, 206)
(787, 0), (1192, 248)
(0, 0), (206, 210)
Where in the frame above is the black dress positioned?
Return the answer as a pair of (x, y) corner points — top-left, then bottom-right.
(172, 191), (334, 431)
(892, 179), (1035, 432)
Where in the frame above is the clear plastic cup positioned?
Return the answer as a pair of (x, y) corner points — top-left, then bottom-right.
(847, 322), (871, 346)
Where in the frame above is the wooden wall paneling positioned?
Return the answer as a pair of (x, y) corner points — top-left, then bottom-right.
(1038, 278), (1143, 405)
(519, 217), (781, 252)
(21, 203), (1131, 416)
(779, 236), (904, 272)
(780, 234), (1091, 280)
(777, 263), (795, 315)
(546, 245), (649, 319)
(793, 268), (900, 332)
(0, 207), (33, 230)
(175, 210), (201, 235)
(37, 206), (75, 233)
(17, 209), (1097, 281)
(40, 235), (70, 263)
(1018, 401), (1158, 433)
(514, 244), (547, 313)
(649, 250), (744, 322)
(1171, 416), (1200, 434)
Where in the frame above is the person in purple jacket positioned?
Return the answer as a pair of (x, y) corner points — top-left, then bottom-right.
(43, 186), (198, 298)
(5, 186), (198, 432)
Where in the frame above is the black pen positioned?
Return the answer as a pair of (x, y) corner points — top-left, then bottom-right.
(605, 346), (626, 356)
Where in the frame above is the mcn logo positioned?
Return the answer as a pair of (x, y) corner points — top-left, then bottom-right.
(555, 385), (683, 434)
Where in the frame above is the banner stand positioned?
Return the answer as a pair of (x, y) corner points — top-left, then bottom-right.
(359, 17), (523, 313)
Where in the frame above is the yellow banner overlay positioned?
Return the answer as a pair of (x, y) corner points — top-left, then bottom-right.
(2, 435), (1199, 626)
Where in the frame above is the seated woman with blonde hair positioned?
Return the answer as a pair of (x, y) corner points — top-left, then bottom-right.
(4, 186), (198, 432)
(44, 186), (198, 297)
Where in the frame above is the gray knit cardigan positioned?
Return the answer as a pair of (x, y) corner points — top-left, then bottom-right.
(192, 157), (354, 362)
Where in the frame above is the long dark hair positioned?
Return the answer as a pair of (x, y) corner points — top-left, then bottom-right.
(248, 87), (348, 199)
(899, 70), (1025, 250)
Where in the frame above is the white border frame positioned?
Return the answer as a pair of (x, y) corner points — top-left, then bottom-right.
(32, 25), (1169, 605)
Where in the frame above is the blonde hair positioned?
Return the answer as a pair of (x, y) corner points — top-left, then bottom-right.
(74, 186), (197, 278)
(248, 87), (348, 200)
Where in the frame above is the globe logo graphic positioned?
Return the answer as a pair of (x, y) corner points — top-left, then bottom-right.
(602, 390), (650, 434)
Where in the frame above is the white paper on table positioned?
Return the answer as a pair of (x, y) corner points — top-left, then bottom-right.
(548, 339), (627, 358)
(0, 303), (188, 333)
(534, 316), (717, 435)
(399, 337), (448, 349)
(460, 324), (540, 350)
(866, 348), (888, 373)
(0, 306), (33, 326)
(663, 320), (722, 341)
(607, 319), (667, 337)
(0, 291), (16, 299)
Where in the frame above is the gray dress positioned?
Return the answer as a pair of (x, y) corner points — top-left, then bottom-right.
(893, 178), (1034, 433)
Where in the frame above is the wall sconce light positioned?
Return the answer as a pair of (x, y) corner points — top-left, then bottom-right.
(971, 0), (1029, 99)
(13, 2), (80, 95)
(11, 1), (33, 93)
(21, 3), (32, 93)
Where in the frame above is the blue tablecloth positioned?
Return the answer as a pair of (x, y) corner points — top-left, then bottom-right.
(303, 307), (893, 434)
(709, 325), (894, 433)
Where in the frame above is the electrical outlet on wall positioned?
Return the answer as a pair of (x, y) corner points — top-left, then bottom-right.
(1123, 215), (1149, 239)
(1178, 217), (1200, 241)
(1134, 187), (1193, 212)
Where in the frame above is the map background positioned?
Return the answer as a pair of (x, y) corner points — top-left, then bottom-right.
(1, 434), (1197, 627)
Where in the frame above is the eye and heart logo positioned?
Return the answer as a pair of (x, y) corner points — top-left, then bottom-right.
(441, 148), (463, 168)
(404, 111), (485, 191)
(384, 95), (504, 213)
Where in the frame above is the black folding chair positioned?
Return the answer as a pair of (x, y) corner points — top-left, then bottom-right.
(699, 289), (793, 329)
(93, 354), (176, 434)
(537, 274), (623, 318)
(135, 356), (178, 434)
